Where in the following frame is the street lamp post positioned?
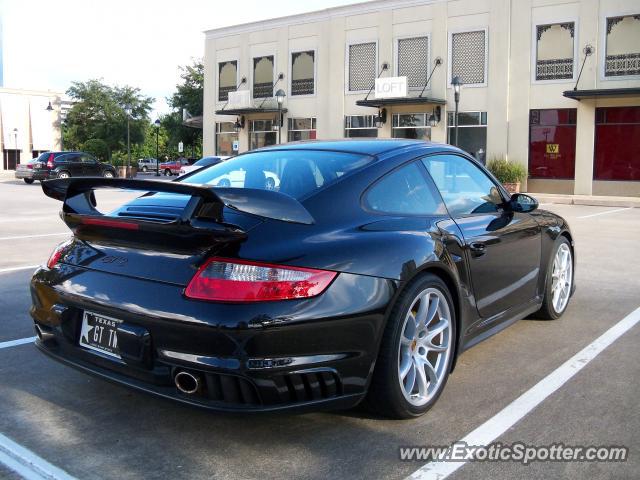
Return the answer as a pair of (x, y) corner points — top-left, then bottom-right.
(275, 89), (286, 144)
(13, 128), (18, 169)
(154, 119), (161, 176)
(451, 76), (462, 147)
(124, 105), (132, 178)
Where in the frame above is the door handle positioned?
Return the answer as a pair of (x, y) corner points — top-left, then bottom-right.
(469, 241), (487, 257)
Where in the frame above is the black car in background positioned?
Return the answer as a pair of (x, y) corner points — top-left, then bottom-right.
(15, 151), (116, 183)
(31, 140), (575, 418)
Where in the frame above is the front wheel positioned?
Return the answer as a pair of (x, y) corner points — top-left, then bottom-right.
(535, 238), (573, 320)
(23, 178), (34, 184)
(57, 171), (71, 179)
(103, 170), (114, 178)
(366, 274), (456, 419)
(142, 166), (148, 172)
(164, 169), (172, 176)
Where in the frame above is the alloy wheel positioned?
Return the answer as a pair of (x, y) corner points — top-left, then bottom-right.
(551, 243), (572, 313)
(397, 288), (452, 406)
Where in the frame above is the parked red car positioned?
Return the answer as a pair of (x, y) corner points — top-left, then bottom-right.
(160, 158), (190, 176)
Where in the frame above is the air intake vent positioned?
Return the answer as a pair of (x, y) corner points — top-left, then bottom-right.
(204, 372), (261, 405)
(279, 371), (341, 403)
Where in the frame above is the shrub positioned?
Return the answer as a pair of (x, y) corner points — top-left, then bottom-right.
(486, 156), (527, 184)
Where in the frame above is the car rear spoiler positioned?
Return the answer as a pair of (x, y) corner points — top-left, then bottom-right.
(41, 178), (314, 246)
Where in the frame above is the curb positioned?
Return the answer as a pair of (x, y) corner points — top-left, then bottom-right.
(530, 194), (640, 208)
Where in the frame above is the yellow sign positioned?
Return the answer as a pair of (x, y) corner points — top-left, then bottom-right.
(546, 144), (560, 154)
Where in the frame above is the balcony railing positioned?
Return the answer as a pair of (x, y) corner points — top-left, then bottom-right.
(291, 78), (314, 96)
(253, 82), (273, 99)
(536, 58), (573, 81)
(218, 85), (236, 102)
(605, 53), (640, 77)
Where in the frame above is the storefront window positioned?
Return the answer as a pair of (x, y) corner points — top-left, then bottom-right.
(392, 113), (431, 140)
(288, 118), (317, 141)
(344, 115), (378, 138)
(215, 122), (238, 156)
(447, 111), (487, 164)
(250, 119), (277, 150)
(528, 109), (576, 179)
(594, 107), (640, 181)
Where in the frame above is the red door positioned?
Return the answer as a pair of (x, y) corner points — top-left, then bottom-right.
(529, 109), (577, 179)
(594, 107), (640, 181)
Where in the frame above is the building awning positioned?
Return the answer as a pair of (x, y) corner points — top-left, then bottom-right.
(563, 88), (640, 100)
(356, 96), (446, 108)
(214, 107), (288, 116)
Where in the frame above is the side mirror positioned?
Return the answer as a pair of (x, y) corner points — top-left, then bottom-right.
(510, 193), (538, 213)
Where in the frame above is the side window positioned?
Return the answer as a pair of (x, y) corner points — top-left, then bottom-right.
(422, 155), (503, 216)
(364, 162), (445, 215)
(80, 154), (95, 163)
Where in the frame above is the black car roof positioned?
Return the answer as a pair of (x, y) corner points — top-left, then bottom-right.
(258, 139), (453, 156)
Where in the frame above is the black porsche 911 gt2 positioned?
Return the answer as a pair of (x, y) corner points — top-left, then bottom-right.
(30, 140), (575, 418)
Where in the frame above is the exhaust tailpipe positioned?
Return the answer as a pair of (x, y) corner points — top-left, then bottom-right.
(174, 370), (202, 395)
(34, 324), (55, 342)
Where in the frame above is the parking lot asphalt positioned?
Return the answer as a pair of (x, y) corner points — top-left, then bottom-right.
(0, 179), (638, 480)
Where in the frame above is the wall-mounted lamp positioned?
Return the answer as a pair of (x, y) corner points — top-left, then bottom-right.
(574, 44), (594, 91)
(234, 116), (245, 132)
(46, 101), (54, 112)
(428, 106), (441, 127)
(374, 108), (387, 128)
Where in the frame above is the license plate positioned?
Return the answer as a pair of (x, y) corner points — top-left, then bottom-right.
(79, 311), (122, 358)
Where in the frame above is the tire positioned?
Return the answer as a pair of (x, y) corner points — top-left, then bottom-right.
(57, 171), (71, 179)
(265, 177), (276, 190)
(217, 178), (231, 187)
(142, 166), (148, 172)
(535, 237), (574, 320)
(365, 273), (456, 419)
(23, 178), (34, 184)
(103, 170), (115, 178)
(164, 169), (172, 176)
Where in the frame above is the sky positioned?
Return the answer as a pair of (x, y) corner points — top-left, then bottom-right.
(0, 0), (368, 117)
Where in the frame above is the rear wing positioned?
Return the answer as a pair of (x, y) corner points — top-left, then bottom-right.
(41, 178), (314, 225)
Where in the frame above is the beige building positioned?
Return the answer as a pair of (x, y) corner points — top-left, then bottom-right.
(0, 87), (64, 171)
(203, 0), (640, 196)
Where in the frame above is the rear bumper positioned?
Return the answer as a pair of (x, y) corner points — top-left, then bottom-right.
(30, 265), (395, 412)
(15, 170), (34, 179)
(22, 170), (52, 180)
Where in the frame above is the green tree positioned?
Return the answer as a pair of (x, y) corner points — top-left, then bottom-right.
(164, 59), (204, 157)
(64, 79), (154, 160)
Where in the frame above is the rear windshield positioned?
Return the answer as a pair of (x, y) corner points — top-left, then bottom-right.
(36, 152), (51, 161)
(182, 150), (374, 199)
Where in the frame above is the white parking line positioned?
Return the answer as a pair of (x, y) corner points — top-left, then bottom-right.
(0, 432), (77, 480)
(0, 265), (40, 274)
(406, 306), (640, 480)
(0, 216), (59, 223)
(577, 207), (631, 219)
(0, 337), (36, 350)
(0, 233), (68, 241)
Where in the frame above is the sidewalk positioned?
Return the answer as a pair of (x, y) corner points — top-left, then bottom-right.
(529, 192), (640, 208)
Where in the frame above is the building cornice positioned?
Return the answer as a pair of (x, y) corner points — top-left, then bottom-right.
(204, 0), (441, 39)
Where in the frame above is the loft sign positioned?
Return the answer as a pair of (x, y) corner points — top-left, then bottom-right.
(375, 76), (408, 99)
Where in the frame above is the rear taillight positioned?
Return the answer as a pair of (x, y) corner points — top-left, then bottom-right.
(27, 164), (33, 169)
(46, 153), (55, 169)
(185, 258), (337, 302)
(46, 240), (71, 269)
